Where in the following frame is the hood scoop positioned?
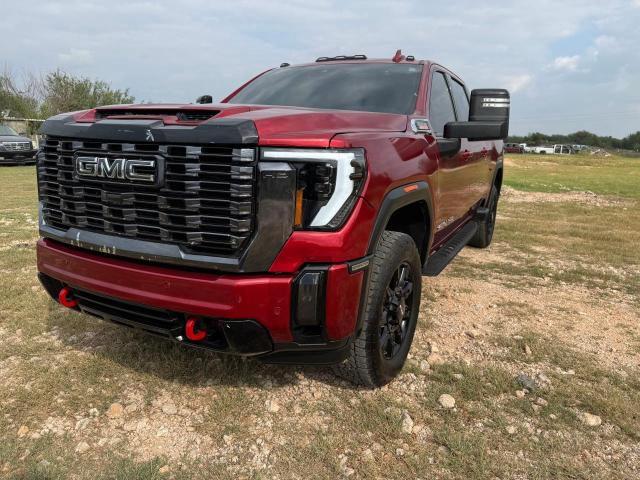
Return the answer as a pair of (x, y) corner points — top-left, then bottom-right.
(95, 109), (218, 122)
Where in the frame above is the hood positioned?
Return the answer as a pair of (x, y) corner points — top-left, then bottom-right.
(0, 135), (31, 143)
(219, 104), (409, 147)
(76, 103), (409, 147)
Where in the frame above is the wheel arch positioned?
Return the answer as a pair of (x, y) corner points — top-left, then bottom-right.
(353, 181), (433, 338)
(366, 181), (433, 265)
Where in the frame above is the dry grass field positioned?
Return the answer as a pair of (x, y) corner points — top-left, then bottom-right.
(1, 153), (639, 479)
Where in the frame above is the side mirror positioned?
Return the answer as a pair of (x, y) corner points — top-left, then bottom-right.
(444, 88), (510, 141)
(196, 95), (213, 104)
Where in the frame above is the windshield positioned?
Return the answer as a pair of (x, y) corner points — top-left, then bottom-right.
(227, 63), (423, 115)
(0, 125), (19, 136)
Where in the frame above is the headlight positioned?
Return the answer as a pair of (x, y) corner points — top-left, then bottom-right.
(261, 148), (366, 229)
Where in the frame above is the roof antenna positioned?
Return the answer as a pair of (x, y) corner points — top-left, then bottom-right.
(392, 49), (405, 63)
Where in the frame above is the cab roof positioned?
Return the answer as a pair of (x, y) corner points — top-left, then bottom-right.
(282, 50), (431, 68)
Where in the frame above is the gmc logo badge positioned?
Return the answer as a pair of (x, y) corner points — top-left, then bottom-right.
(75, 156), (157, 183)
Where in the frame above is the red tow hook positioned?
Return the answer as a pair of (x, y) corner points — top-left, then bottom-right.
(185, 316), (207, 342)
(58, 287), (78, 308)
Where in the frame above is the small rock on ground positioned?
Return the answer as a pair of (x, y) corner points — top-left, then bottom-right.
(438, 394), (456, 409)
(362, 448), (374, 462)
(466, 329), (480, 339)
(537, 373), (551, 384)
(401, 410), (414, 434)
(580, 412), (602, 427)
(517, 373), (537, 391)
(427, 353), (444, 365)
(265, 399), (280, 413)
(75, 441), (90, 454)
(535, 397), (548, 407)
(106, 403), (124, 419)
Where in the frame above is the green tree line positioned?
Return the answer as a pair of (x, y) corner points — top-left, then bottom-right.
(1, 69), (134, 122)
(508, 130), (640, 151)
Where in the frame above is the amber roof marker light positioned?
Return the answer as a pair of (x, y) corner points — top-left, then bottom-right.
(392, 49), (406, 63)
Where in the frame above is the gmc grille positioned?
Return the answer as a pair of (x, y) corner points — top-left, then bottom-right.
(38, 137), (256, 257)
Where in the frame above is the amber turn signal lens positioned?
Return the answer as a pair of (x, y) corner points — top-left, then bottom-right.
(294, 188), (304, 228)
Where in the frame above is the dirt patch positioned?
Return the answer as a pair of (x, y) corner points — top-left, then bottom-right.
(504, 157), (557, 168)
(420, 246), (640, 373)
(501, 186), (633, 207)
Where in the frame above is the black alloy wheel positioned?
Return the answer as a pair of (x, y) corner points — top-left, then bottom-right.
(380, 262), (414, 360)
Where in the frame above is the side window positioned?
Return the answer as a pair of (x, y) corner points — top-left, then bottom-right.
(450, 79), (470, 121)
(428, 72), (456, 136)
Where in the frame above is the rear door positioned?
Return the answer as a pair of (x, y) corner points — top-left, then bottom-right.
(428, 71), (476, 244)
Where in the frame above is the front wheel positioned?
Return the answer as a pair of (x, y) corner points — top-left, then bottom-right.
(334, 231), (422, 387)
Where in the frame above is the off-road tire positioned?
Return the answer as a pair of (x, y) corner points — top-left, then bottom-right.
(468, 184), (499, 248)
(333, 231), (422, 387)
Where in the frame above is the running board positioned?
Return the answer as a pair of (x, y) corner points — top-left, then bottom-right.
(422, 222), (478, 276)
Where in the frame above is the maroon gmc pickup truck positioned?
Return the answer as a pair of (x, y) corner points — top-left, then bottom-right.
(36, 52), (509, 386)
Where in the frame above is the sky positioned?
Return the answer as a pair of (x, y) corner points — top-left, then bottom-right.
(2, 0), (639, 137)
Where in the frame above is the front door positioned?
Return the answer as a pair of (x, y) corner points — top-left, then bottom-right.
(448, 76), (493, 207)
(427, 71), (476, 246)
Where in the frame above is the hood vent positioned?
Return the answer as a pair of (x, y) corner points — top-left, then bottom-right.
(95, 109), (218, 122)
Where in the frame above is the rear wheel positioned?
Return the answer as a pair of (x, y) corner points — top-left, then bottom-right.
(469, 184), (499, 248)
(334, 231), (422, 387)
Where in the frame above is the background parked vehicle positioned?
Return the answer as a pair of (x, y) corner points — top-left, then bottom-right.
(505, 143), (524, 153)
(553, 144), (573, 155)
(0, 125), (37, 165)
(520, 143), (535, 153)
(532, 145), (555, 154)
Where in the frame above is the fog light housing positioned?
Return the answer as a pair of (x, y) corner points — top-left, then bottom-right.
(293, 268), (327, 340)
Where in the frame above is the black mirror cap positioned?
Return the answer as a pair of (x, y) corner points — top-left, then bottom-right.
(444, 121), (508, 141)
(196, 95), (213, 104)
(443, 88), (511, 141)
(470, 88), (510, 138)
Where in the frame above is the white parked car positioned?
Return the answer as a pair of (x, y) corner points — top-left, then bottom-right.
(553, 144), (573, 155)
(532, 146), (555, 154)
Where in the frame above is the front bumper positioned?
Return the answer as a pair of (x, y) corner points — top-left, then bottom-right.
(0, 149), (37, 164)
(37, 239), (365, 364)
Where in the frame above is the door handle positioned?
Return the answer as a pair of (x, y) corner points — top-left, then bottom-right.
(460, 150), (473, 161)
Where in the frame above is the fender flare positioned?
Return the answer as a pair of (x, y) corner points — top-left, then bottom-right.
(352, 181), (434, 336)
(366, 181), (434, 257)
